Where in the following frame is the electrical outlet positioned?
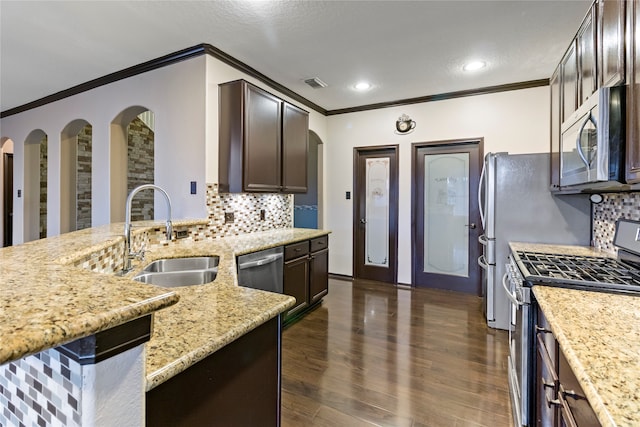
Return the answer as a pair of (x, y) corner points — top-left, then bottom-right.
(224, 212), (235, 223)
(260, 209), (266, 221)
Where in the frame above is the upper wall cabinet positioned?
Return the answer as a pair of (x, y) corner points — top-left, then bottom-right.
(625, 0), (640, 183)
(578, 4), (597, 105)
(598, 0), (626, 87)
(218, 79), (309, 193)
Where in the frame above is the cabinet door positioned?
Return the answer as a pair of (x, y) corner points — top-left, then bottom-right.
(599, 0), (626, 87)
(550, 67), (562, 191)
(627, 0), (640, 183)
(283, 256), (309, 318)
(558, 351), (600, 426)
(244, 84), (283, 192)
(309, 247), (328, 304)
(282, 102), (309, 193)
(577, 5), (597, 105)
(561, 42), (579, 123)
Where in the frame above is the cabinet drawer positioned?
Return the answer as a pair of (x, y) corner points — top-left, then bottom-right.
(285, 241), (309, 261)
(310, 236), (328, 253)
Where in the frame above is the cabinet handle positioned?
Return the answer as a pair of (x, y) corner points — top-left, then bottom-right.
(562, 389), (584, 400)
(547, 397), (561, 408)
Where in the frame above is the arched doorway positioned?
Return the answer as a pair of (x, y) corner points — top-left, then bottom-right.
(110, 107), (155, 223)
(1, 137), (14, 246)
(23, 130), (47, 242)
(61, 120), (92, 233)
(294, 130), (323, 229)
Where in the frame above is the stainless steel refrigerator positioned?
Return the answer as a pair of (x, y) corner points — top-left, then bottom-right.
(477, 152), (591, 330)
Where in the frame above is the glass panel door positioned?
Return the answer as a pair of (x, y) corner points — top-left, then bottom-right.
(365, 157), (389, 267)
(423, 153), (469, 277)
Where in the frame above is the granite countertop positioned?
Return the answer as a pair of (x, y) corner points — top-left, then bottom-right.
(0, 222), (191, 365)
(534, 286), (640, 427)
(510, 242), (639, 426)
(0, 222), (327, 394)
(133, 227), (328, 390)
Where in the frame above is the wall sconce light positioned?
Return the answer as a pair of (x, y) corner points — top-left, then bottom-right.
(395, 114), (416, 134)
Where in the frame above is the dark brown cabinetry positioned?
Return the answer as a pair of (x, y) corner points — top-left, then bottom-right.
(578, 5), (598, 106)
(535, 306), (600, 427)
(561, 41), (579, 123)
(219, 79), (309, 193)
(146, 317), (281, 427)
(535, 306), (559, 427)
(626, 0), (640, 183)
(598, 0), (626, 88)
(550, 68), (562, 191)
(283, 236), (329, 325)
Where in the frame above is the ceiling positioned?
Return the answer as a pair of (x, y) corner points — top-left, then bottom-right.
(0, 0), (592, 115)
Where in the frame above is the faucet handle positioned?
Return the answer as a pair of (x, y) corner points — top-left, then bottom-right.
(166, 220), (173, 241)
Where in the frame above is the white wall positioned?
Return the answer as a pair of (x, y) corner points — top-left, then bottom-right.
(324, 86), (550, 283)
(0, 57), (208, 244)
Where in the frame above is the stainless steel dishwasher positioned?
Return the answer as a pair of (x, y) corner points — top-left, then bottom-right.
(236, 246), (284, 293)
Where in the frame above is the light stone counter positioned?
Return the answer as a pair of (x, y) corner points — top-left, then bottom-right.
(534, 286), (640, 427)
(131, 227), (329, 390)
(509, 242), (639, 426)
(0, 223), (187, 365)
(1, 222), (327, 394)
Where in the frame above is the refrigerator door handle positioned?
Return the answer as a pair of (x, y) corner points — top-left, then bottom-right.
(478, 160), (486, 230)
(478, 255), (488, 269)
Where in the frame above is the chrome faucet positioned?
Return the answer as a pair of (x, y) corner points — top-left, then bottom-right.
(123, 184), (173, 273)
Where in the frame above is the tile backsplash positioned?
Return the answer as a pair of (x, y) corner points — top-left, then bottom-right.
(592, 192), (640, 252)
(69, 184), (293, 273)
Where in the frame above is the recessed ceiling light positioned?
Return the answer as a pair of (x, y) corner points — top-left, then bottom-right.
(463, 61), (486, 72)
(354, 81), (371, 91)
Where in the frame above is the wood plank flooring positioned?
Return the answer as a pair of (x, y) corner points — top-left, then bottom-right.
(281, 278), (513, 427)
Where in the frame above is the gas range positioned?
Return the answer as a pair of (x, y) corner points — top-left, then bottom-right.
(509, 219), (640, 296)
(512, 251), (640, 295)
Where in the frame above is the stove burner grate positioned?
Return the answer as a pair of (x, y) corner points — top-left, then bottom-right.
(515, 251), (640, 289)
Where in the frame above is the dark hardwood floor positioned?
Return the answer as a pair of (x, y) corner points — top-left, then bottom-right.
(281, 278), (513, 427)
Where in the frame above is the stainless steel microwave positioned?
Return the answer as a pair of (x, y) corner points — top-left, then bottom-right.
(560, 86), (625, 187)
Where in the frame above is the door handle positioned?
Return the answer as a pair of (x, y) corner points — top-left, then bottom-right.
(360, 218), (366, 224)
(465, 223), (476, 229)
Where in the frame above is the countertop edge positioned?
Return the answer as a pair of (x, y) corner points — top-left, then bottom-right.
(145, 294), (296, 391)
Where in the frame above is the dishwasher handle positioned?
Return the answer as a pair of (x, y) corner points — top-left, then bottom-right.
(237, 253), (283, 270)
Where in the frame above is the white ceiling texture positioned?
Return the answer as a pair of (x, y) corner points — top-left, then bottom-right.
(1, 0), (591, 115)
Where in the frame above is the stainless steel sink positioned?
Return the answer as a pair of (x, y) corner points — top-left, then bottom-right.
(133, 256), (219, 287)
(133, 269), (217, 287)
(142, 256), (219, 273)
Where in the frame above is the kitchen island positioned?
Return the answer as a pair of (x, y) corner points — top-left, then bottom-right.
(0, 223), (328, 426)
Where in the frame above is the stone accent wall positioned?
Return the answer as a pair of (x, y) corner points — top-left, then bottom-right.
(39, 136), (47, 239)
(76, 125), (92, 230)
(127, 117), (154, 221)
(592, 192), (640, 253)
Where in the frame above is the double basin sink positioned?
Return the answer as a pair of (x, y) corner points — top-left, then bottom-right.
(133, 256), (219, 287)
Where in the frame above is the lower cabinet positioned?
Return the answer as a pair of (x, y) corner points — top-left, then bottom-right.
(283, 235), (329, 325)
(535, 306), (600, 427)
(146, 317), (281, 427)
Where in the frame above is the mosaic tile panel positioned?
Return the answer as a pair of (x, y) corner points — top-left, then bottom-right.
(70, 184), (293, 273)
(206, 183), (293, 238)
(0, 349), (81, 427)
(70, 241), (124, 274)
(592, 193), (640, 252)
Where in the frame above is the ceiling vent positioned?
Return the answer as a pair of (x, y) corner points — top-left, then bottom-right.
(304, 77), (328, 89)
